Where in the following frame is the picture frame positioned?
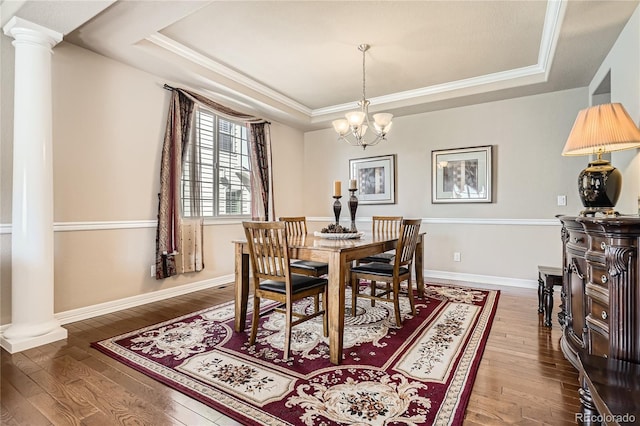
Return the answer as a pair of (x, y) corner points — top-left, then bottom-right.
(349, 154), (396, 205)
(431, 145), (492, 203)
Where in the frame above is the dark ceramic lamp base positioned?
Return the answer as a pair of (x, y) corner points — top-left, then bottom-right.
(578, 158), (621, 217)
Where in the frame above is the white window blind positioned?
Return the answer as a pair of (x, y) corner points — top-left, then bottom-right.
(182, 107), (251, 217)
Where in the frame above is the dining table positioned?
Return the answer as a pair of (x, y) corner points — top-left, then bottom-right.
(233, 231), (425, 365)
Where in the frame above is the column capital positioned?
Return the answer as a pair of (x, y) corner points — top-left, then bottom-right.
(3, 16), (62, 48)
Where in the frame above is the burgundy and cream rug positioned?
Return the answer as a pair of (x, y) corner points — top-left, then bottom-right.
(92, 284), (499, 425)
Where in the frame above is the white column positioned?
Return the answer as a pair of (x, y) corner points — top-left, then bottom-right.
(1, 17), (67, 352)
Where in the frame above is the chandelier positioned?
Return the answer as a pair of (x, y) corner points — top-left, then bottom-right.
(332, 44), (393, 149)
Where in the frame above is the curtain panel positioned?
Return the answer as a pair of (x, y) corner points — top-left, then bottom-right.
(249, 122), (274, 220)
(155, 85), (272, 279)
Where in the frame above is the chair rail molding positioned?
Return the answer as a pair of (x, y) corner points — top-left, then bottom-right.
(307, 217), (561, 226)
(0, 218), (246, 234)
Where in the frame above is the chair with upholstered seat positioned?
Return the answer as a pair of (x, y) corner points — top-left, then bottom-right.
(356, 216), (403, 303)
(243, 221), (328, 359)
(359, 216), (403, 264)
(350, 219), (421, 326)
(279, 217), (329, 277)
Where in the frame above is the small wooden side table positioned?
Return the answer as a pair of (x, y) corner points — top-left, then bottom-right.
(537, 265), (563, 327)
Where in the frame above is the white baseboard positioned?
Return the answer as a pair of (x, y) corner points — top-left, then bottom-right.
(424, 269), (537, 289)
(54, 274), (235, 325)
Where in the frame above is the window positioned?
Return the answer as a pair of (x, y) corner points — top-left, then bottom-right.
(182, 107), (251, 217)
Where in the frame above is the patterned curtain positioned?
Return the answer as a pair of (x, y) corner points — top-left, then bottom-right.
(249, 122), (274, 220)
(155, 90), (194, 279)
(155, 85), (271, 279)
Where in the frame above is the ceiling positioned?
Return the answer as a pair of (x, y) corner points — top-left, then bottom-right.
(3, 0), (639, 131)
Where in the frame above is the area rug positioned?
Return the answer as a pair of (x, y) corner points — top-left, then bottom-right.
(91, 283), (499, 425)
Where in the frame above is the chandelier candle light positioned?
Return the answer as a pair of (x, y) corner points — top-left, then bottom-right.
(332, 44), (393, 149)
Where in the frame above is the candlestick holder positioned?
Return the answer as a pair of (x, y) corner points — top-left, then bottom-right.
(333, 196), (342, 226)
(348, 188), (358, 232)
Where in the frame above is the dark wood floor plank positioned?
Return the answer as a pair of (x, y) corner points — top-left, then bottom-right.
(28, 390), (84, 426)
(29, 367), (99, 419)
(1, 380), (53, 426)
(1, 359), (46, 399)
(66, 374), (177, 426)
(0, 402), (27, 426)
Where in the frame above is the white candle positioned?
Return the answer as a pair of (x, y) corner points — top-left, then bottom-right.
(334, 181), (341, 197)
(349, 179), (357, 190)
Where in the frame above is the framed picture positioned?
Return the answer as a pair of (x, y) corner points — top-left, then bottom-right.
(432, 145), (492, 203)
(349, 154), (396, 205)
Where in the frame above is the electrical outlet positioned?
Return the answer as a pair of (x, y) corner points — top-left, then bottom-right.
(557, 195), (567, 206)
(453, 252), (461, 262)
(150, 264), (156, 277)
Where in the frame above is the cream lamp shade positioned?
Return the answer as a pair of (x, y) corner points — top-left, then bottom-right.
(562, 103), (640, 156)
(562, 103), (640, 216)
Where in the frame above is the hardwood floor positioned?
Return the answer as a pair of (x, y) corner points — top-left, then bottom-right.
(1, 283), (581, 425)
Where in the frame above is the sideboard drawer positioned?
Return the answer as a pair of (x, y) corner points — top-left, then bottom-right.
(589, 235), (609, 254)
(588, 298), (610, 330)
(568, 230), (587, 249)
(589, 264), (610, 288)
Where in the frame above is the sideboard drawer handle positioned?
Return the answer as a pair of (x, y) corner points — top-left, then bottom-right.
(601, 310), (608, 320)
(572, 237), (584, 243)
(601, 274), (608, 284)
(600, 242), (607, 250)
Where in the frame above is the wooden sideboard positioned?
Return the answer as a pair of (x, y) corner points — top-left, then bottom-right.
(558, 215), (640, 423)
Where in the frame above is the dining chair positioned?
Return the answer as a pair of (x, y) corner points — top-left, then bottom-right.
(350, 219), (422, 326)
(358, 215), (403, 264)
(354, 216), (403, 299)
(279, 216), (329, 278)
(243, 221), (328, 359)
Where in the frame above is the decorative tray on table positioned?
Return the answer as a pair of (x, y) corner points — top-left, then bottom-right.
(314, 224), (364, 240)
(314, 231), (364, 240)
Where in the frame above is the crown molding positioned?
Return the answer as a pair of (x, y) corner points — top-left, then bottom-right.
(145, 33), (312, 117)
(538, 0), (567, 79)
(311, 64), (546, 118)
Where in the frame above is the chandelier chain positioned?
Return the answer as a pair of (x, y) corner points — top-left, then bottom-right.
(361, 45), (366, 102)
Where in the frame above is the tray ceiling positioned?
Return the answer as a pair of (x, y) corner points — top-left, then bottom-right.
(5, 0), (639, 130)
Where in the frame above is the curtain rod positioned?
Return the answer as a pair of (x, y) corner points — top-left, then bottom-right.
(162, 83), (271, 125)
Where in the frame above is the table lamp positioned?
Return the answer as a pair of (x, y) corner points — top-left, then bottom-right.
(562, 103), (640, 216)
